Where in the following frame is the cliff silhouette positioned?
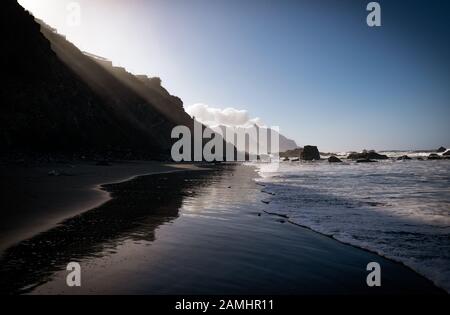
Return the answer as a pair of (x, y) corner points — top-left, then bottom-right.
(1, 0), (197, 160)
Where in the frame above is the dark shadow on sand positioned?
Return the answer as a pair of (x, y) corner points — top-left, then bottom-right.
(0, 167), (221, 294)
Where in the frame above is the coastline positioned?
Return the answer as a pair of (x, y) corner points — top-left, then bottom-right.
(285, 213), (448, 293)
(0, 163), (443, 294)
(3, 0), (448, 300)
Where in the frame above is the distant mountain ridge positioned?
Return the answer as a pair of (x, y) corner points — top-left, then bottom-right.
(212, 125), (298, 154)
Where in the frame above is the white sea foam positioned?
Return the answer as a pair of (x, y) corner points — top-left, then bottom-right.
(253, 156), (450, 292)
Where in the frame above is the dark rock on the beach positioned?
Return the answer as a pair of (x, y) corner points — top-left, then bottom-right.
(397, 155), (412, 160)
(300, 145), (321, 161)
(443, 150), (450, 156)
(356, 159), (378, 163)
(47, 169), (73, 176)
(48, 170), (61, 176)
(290, 157), (300, 162)
(437, 146), (446, 153)
(427, 154), (442, 160)
(348, 150), (388, 160)
(328, 156), (342, 163)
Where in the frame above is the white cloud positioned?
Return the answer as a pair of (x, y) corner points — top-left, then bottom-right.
(185, 103), (264, 127)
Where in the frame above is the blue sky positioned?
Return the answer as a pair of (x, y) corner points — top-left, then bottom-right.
(19, 0), (450, 151)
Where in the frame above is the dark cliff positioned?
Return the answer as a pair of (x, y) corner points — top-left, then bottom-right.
(1, 0), (196, 160)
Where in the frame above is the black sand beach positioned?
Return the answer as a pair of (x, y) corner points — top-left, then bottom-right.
(0, 161), (199, 251)
(0, 163), (444, 294)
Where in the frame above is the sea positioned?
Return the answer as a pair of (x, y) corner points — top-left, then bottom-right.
(253, 151), (450, 292)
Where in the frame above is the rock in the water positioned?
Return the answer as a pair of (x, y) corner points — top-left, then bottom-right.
(280, 148), (303, 158)
(417, 157), (424, 161)
(328, 156), (342, 163)
(437, 146), (446, 153)
(300, 145), (321, 161)
(428, 154), (442, 160)
(356, 159), (378, 163)
(397, 155), (412, 160)
(348, 150), (388, 160)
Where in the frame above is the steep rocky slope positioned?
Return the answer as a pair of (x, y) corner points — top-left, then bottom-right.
(1, 0), (197, 160)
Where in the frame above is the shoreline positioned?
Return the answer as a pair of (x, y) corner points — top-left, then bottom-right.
(0, 160), (201, 252)
(0, 163), (445, 294)
(253, 161), (450, 294)
(265, 210), (447, 293)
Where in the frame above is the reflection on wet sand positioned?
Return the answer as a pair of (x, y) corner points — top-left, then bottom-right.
(0, 166), (222, 294)
(0, 164), (443, 295)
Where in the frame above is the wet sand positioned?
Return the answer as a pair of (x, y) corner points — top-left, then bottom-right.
(0, 164), (444, 294)
(0, 161), (199, 251)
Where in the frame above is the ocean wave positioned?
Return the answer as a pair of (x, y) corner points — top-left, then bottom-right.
(253, 160), (450, 292)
